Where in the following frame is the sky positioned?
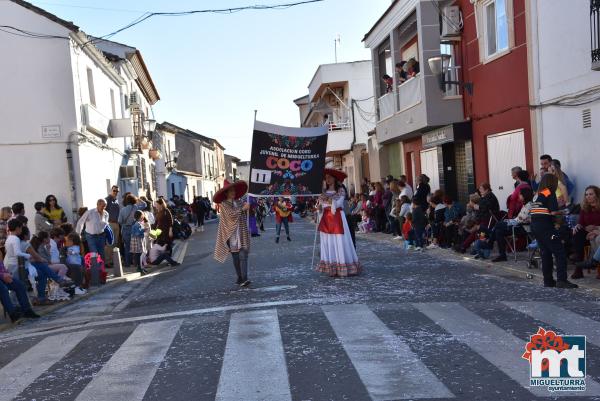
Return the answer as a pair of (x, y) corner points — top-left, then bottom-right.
(28, 0), (391, 160)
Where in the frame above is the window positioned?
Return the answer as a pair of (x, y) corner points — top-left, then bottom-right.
(123, 94), (129, 110)
(86, 68), (96, 106)
(110, 89), (116, 119)
(478, 0), (512, 60)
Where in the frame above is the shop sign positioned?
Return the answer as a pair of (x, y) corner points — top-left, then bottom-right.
(422, 126), (454, 148)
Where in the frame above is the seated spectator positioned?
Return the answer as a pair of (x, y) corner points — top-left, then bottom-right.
(357, 210), (373, 233)
(42, 195), (67, 227)
(456, 193), (481, 253)
(511, 166), (523, 188)
(576, 244), (600, 279)
(572, 185), (600, 263)
(410, 198), (427, 251)
(20, 226), (72, 302)
(148, 240), (180, 267)
(0, 249), (39, 322)
(492, 187), (534, 262)
(34, 201), (53, 235)
(382, 74), (393, 93)
(472, 229), (492, 259)
(441, 196), (465, 249)
(427, 195), (446, 249)
(34, 231), (85, 295)
(476, 182), (500, 227)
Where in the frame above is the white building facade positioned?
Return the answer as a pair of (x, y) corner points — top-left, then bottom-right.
(0, 0), (160, 221)
(295, 61), (375, 195)
(528, 0), (600, 197)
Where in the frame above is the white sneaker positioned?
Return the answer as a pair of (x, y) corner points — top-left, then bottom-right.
(415, 246), (423, 252)
(427, 243), (438, 249)
(393, 236), (402, 240)
(75, 287), (87, 295)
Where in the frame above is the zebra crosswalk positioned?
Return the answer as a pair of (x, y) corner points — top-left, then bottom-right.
(1, 301), (600, 400)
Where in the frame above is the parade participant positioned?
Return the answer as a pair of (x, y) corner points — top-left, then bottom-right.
(316, 169), (361, 277)
(248, 196), (260, 238)
(213, 180), (252, 287)
(274, 197), (293, 243)
(256, 198), (267, 231)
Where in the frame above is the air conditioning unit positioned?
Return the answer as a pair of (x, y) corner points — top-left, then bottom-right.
(441, 6), (462, 39)
(119, 165), (137, 180)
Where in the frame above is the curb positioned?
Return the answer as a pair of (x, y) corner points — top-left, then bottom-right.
(355, 231), (600, 295)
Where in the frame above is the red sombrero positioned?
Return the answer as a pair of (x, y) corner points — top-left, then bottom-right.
(323, 168), (347, 182)
(213, 180), (248, 204)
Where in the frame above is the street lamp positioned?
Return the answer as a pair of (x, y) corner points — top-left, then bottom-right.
(427, 54), (473, 95)
(143, 119), (157, 133)
(166, 150), (180, 171)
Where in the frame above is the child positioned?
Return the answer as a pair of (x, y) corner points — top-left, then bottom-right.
(358, 210), (372, 233)
(472, 229), (492, 259)
(49, 227), (65, 262)
(130, 210), (149, 274)
(389, 199), (402, 239)
(65, 232), (83, 268)
(37, 231), (85, 295)
(410, 199), (427, 251)
(402, 212), (414, 249)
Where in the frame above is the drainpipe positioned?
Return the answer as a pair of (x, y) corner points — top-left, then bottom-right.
(349, 98), (358, 188)
(66, 131), (81, 221)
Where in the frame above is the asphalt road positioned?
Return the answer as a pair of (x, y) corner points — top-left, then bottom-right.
(1, 216), (600, 401)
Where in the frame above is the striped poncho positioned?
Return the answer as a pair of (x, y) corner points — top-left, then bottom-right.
(214, 200), (250, 263)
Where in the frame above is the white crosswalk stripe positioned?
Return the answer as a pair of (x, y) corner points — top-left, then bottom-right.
(216, 309), (292, 401)
(504, 301), (600, 347)
(75, 319), (183, 401)
(323, 303), (454, 400)
(414, 302), (600, 397)
(0, 329), (91, 401)
(5, 302), (600, 400)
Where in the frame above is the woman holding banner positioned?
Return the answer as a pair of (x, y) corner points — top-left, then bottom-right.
(316, 169), (361, 277)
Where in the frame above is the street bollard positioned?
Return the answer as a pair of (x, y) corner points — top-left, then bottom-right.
(112, 247), (123, 278)
(90, 252), (100, 287)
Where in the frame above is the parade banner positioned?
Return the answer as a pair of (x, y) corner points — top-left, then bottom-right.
(248, 120), (328, 196)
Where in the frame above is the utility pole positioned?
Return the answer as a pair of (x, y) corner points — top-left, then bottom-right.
(334, 34), (340, 63)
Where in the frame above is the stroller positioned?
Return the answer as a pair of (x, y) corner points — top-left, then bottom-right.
(523, 225), (542, 269)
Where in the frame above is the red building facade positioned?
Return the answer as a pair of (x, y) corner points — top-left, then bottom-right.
(455, 0), (533, 202)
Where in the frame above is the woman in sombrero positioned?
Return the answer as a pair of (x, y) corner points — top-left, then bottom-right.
(213, 179), (252, 287)
(316, 168), (361, 277)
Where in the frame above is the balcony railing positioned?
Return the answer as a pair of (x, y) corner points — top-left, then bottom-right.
(397, 74), (422, 112)
(378, 91), (396, 120)
(443, 66), (462, 97)
(327, 120), (352, 132)
(592, 0), (600, 70)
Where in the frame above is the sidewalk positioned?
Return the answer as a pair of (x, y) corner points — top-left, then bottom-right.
(356, 231), (600, 293)
(0, 237), (191, 329)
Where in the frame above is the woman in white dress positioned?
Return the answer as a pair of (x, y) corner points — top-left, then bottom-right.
(316, 169), (361, 277)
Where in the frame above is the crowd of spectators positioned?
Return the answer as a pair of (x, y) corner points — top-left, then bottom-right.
(0, 188), (209, 324)
(349, 153), (599, 289)
(381, 58), (421, 94)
